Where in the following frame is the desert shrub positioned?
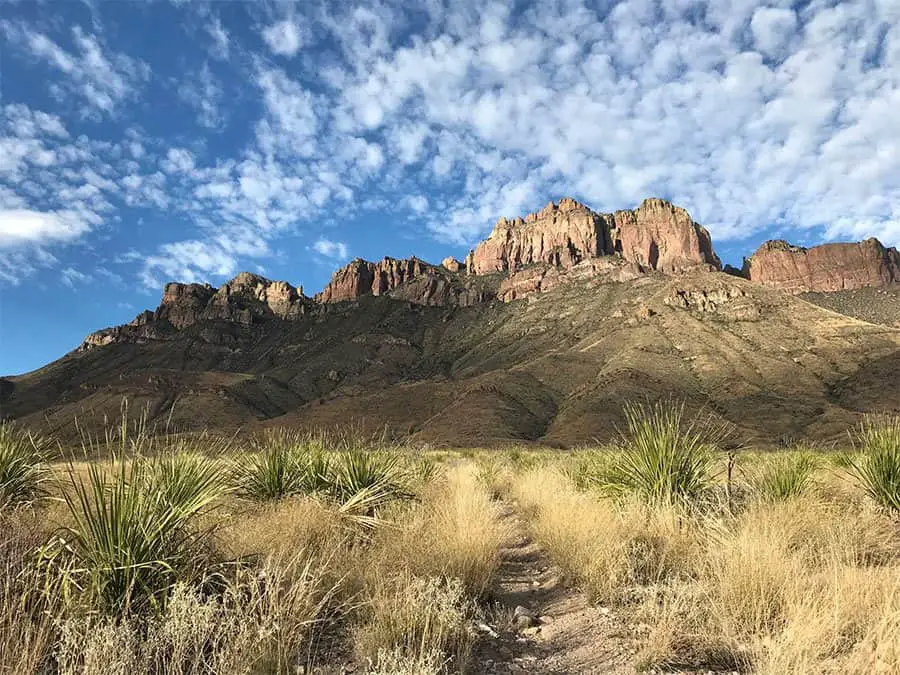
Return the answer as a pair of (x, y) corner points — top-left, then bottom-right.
(331, 450), (412, 502)
(598, 401), (720, 506)
(232, 432), (328, 501)
(143, 452), (231, 515)
(0, 514), (60, 673)
(353, 573), (473, 671)
(749, 452), (818, 501)
(839, 415), (900, 511)
(40, 457), (226, 614)
(55, 551), (340, 674)
(378, 464), (510, 598)
(0, 424), (51, 509)
(512, 468), (701, 604)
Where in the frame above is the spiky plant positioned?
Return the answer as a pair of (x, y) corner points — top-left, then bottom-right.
(331, 451), (412, 505)
(0, 425), (51, 509)
(749, 452), (818, 501)
(233, 443), (308, 501)
(41, 457), (226, 614)
(599, 401), (720, 506)
(839, 415), (900, 512)
(142, 452), (231, 515)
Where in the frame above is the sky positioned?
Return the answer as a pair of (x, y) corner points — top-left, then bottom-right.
(1, 0), (899, 375)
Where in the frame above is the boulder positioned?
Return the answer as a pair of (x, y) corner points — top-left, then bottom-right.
(743, 238), (900, 294)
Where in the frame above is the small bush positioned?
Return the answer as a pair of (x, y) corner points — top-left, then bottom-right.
(0, 424), (51, 509)
(41, 457), (226, 614)
(837, 415), (900, 511)
(354, 573), (473, 671)
(599, 402), (721, 506)
(749, 453), (818, 501)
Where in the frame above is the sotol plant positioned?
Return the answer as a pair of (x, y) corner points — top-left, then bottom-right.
(599, 401), (722, 506)
(41, 453), (228, 614)
(0, 424), (51, 509)
(839, 415), (900, 512)
(749, 452), (818, 501)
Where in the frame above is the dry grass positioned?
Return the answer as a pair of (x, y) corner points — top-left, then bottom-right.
(511, 467), (702, 603)
(507, 455), (900, 674)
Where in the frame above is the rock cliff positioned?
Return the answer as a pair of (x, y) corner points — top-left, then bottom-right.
(743, 238), (900, 294)
(316, 257), (431, 303)
(469, 197), (720, 276)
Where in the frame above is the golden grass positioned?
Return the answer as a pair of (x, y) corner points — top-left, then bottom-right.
(507, 458), (900, 673)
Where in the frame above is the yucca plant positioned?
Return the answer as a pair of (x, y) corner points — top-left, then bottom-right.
(599, 401), (720, 506)
(233, 444), (308, 501)
(331, 451), (412, 504)
(142, 452), (231, 515)
(0, 424), (51, 509)
(838, 415), (900, 512)
(749, 452), (818, 501)
(41, 457), (226, 614)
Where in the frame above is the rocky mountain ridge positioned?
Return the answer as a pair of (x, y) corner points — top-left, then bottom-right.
(78, 196), (899, 354)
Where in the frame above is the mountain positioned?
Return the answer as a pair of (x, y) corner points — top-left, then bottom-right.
(2, 198), (899, 447)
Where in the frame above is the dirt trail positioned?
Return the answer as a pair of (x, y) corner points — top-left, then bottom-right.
(472, 504), (638, 674)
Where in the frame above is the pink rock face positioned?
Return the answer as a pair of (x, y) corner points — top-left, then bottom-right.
(469, 197), (720, 276)
(317, 257), (430, 302)
(605, 198), (721, 273)
(470, 197), (608, 275)
(158, 283), (216, 329)
(744, 238), (900, 294)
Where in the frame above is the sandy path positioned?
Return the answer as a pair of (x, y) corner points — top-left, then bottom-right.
(472, 504), (639, 674)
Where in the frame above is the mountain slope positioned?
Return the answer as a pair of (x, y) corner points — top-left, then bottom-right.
(4, 268), (899, 446)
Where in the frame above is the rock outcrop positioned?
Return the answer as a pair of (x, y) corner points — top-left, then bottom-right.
(743, 238), (900, 294)
(604, 198), (721, 273)
(76, 196), (900, 356)
(469, 198), (610, 274)
(469, 197), (720, 276)
(80, 273), (312, 350)
(497, 258), (643, 302)
(317, 257), (431, 303)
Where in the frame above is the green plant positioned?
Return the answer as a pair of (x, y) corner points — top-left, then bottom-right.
(749, 453), (818, 501)
(599, 402), (720, 506)
(41, 457), (226, 614)
(839, 415), (900, 512)
(0, 425), (51, 509)
(331, 451), (412, 505)
(143, 452), (231, 515)
(233, 443), (309, 501)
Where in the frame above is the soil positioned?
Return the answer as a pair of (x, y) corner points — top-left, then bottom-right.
(472, 505), (638, 674)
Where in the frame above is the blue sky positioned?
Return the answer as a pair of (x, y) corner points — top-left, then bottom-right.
(1, 0), (899, 375)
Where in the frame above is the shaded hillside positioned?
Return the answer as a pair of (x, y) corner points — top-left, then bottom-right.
(801, 287), (900, 327)
(4, 269), (899, 446)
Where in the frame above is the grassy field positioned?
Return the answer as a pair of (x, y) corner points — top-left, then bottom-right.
(1, 404), (899, 673)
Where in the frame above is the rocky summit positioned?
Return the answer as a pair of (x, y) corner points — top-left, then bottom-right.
(740, 238), (900, 294)
(3, 197), (899, 446)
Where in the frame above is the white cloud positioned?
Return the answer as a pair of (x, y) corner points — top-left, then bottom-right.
(2, 23), (149, 116)
(262, 19), (304, 57)
(0, 209), (92, 248)
(751, 7), (798, 60)
(312, 238), (349, 260)
(61, 266), (91, 288)
(179, 63), (224, 129)
(161, 148), (196, 174)
(207, 17), (230, 59)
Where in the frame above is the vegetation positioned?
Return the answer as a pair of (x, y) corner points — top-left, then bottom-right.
(0, 424), (50, 509)
(839, 414), (900, 511)
(595, 401), (722, 506)
(2, 409), (899, 673)
(748, 451), (818, 501)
